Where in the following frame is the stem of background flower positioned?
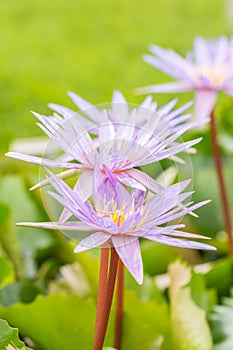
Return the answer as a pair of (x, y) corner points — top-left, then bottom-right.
(95, 247), (109, 334)
(93, 248), (119, 350)
(209, 110), (233, 254)
(114, 260), (124, 350)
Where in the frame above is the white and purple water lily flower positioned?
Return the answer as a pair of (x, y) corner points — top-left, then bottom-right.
(17, 168), (215, 284)
(138, 36), (233, 121)
(6, 96), (202, 201)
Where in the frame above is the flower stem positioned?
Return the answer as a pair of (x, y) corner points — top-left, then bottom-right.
(95, 247), (109, 334)
(114, 260), (124, 350)
(209, 111), (233, 254)
(94, 248), (119, 350)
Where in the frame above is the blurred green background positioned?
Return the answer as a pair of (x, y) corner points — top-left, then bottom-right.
(1, 1), (233, 349)
(0, 0), (231, 148)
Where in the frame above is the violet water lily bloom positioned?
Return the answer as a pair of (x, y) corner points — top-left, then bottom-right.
(17, 169), (215, 284)
(138, 36), (233, 121)
(6, 97), (202, 200)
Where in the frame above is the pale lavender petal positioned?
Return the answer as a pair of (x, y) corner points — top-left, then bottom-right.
(164, 101), (193, 121)
(143, 54), (185, 80)
(163, 230), (211, 240)
(112, 236), (143, 284)
(115, 172), (146, 191)
(112, 90), (127, 105)
(48, 103), (96, 130)
(194, 90), (217, 121)
(68, 91), (105, 124)
(59, 170), (93, 224)
(136, 81), (193, 95)
(144, 234), (216, 250)
(155, 137), (202, 161)
(5, 152), (77, 168)
(46, 170), (98, 225)
(74, 231), (110, 253)
(131, 224), (189, 238)
(141, 227), (211, 240)
(111, 91), (129, 121)
(149, 44), (192, 74)
(214, 36), (229, 64)
(156, 199), (211, 225)
(144, 179), (192, 218)
(98, 119), (116, 144)
(140, 95), (155, 110)
(30, 169), (81, 191)
(157, 98), (178, 115)
(194, 37), (211, 63)
(127, 168), (163, 193)
(16, 221), (96, 231)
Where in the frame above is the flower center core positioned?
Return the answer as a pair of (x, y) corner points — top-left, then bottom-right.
(97, 200), (136, 227)
(193, 64), (229, 87)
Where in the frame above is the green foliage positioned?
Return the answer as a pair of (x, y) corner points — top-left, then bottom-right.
(205, 257), (233, 298)
(0, 0), (233, 348)
(0, 318), (32, 350)
(210, 289), (233, 350)
(189, 272), (217, 313)
(0, 0), (228, 150)
(169, 261), (213, 350)
(0, 257), (14, 287)
(0, 294), (96, 350)
(189, 157), (233, 236)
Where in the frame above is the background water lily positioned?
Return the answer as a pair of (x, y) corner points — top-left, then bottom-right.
(138, 36), (233, 121)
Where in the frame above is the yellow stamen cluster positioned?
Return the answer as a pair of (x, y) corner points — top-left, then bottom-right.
(193, 64), (229, 86)
(97, 199), (136, 227)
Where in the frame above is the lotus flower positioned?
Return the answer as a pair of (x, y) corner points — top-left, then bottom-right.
(138, 36), (233, 121)
(6, 95), (202, 208)
(17, 168), (215, 284)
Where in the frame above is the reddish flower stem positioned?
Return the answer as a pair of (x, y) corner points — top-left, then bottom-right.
(95, 247), (109, 334)
(209, 111), (233, 254)
(114, 260), (124, 350)
(93, 248), (119, 350)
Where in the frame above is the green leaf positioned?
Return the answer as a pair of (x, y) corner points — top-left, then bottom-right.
(0, 294), (95, 350)
(0, 318), (32, 349)
(189, 272), (217, 314)
(122, 290), (171, 350)
(0, 203), (24, 281)
(48, 262), (91, 298)
(190, 157), (233, 236)
(169, 261), (213, 350)
(103, 289), (171, 350)
(210, 289), (233, 350)
(0, 282), (40, 307)
(75, 251), (99, 296)
(205, 257), (233, 298)
(0, 175), (56, 279)
(0, 257), (14, 287)
(141, 240), (183, 275)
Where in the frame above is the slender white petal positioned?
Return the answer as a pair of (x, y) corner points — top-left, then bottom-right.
(74, 231), (109, 253)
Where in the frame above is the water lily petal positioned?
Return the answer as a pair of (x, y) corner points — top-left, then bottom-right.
(112, 236), (143, 284)
(74, 231), (109, 253)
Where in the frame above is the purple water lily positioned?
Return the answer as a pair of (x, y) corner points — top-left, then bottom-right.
(6, 96), (202, 204)
(17, 168), (215, 284)
(138, 36), (233, 121)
